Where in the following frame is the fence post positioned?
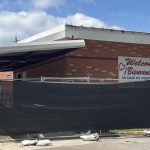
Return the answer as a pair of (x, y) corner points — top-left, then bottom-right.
(41, 76), (44, 82)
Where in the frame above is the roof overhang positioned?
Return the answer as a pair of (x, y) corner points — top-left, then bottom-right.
(0, 40), (85, 71)
(0, 40), (85, 54)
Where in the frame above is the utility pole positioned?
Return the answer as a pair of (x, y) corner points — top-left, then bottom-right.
(15, 36), (19, 43)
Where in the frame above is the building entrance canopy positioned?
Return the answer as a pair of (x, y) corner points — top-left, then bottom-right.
(0, 40), (85, 71)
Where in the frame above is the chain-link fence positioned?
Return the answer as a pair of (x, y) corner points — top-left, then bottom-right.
(0, 77), (150, 139)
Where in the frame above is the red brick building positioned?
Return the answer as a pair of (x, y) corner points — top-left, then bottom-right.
(1, 24), (150, 81)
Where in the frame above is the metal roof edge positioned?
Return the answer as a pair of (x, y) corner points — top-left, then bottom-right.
(65, 25), (150, 45)
(18, 24), (66, 44)
(18, 24), (150, 45)
(0, 40), (85, 55)
(65, 24), (150, 35)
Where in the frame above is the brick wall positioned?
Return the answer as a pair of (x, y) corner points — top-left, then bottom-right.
(15, 40), (150, 78)
(18, 56), (68, 78)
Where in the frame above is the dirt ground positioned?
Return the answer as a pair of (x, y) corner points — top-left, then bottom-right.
(0, 136), (150, 150)
(0, 138), (95, 150)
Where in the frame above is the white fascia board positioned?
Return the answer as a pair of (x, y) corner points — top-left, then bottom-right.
(0, 40), (85, 55)
(18, 24), (66, 44)
(65, 25), (150, 45)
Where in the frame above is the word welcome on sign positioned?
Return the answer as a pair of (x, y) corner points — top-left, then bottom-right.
(118, 56), (150, 82)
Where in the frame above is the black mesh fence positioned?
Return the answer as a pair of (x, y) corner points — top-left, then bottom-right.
(0, 80), (150, 138)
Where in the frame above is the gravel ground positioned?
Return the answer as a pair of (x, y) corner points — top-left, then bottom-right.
(0, 136), (150, 150)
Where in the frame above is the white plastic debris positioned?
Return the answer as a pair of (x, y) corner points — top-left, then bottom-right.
(80, 133), (99, 141)
(36, 139), (52, 146)
(21, 140), (37, 146)
(37, 133), (45, 139)
(143, 130), (150, 136)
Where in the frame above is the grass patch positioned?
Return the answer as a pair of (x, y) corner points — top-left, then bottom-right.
(101, 129), (146, 135)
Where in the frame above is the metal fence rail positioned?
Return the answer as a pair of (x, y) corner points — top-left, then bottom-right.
(41, 77), (119, 84)
(41, 77), (149, 84)
(0, 76), (149, 84)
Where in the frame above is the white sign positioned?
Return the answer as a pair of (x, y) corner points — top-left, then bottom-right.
(118, 56), (150, 82)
